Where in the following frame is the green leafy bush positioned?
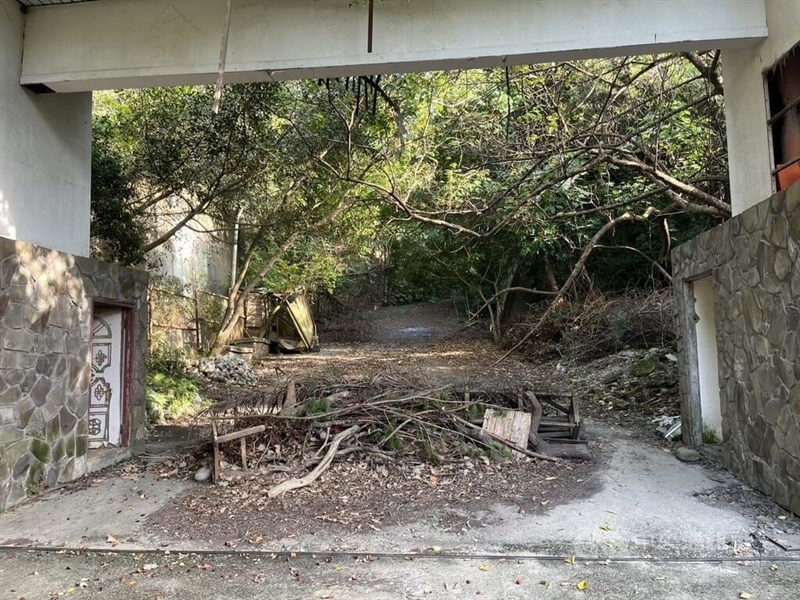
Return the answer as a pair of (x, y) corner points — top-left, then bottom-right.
(146, 371), (204, 423)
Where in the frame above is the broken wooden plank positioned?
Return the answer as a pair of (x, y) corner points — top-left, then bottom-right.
(482, 408), (532, 459)
(215, 424), (266, 444)
(767, 533), (800, 551)
(212, 421), (221, 484)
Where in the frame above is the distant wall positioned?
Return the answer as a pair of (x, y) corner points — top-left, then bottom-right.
(0, 237), (148, 511)
(672, 185), (800, 514)
(722, 0), (800, 215)
(147, 209), (233, 296)
(0, 0), (92, 257)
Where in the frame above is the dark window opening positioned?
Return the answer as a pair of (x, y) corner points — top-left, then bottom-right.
(767, 44), (800, 191)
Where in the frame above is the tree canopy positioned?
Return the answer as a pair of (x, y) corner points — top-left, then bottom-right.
(91, 52), (729, 348)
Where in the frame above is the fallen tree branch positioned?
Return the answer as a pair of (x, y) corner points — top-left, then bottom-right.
(267, 425), (361, 498)
(495, 205), (664, 364)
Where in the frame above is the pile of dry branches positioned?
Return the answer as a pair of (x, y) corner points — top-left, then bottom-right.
(204, 375), (556, 497)
(506, 289), (676, 362)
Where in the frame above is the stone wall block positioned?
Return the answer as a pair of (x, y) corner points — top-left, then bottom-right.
(788, 200), (800, 242)
(0, 384), (21, 406)
(14, 398), (35, 428)
(58, 405), (78, 436)
(58, 458), (74, 483)
(29, 376), (52, 407)
(672, 191), (800, 514)
(3, 328), (35, 352)
(0, 237), (149, 511)
(0, 255), (20, 289)
(0, 406), (13, 425)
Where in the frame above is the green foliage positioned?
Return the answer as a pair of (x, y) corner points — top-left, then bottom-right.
(466, 402), (486, 422)
(383, 432), (405, 453)
(703, 427), (721, 445)
(419, 437), (444, 465)
(149, 346), (190, 377)
(302, 397), (331, 416)
(93, 53), (728, 345)
(90, 114), (146, 265)
(146, 347), (204, 423)
(146, 372), (203, 423)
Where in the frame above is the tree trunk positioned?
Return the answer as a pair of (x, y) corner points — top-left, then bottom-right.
(524, 391), (543, 450)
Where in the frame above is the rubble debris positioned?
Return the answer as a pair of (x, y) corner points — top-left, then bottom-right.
(194, 466), (212, 482)
(767, 533), (800, 551)
(198, 356), (258, 386)
(565, 347), (680, 430)
(654, 415), (682, 440)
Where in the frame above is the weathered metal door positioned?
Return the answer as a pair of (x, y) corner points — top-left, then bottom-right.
(88, 307), (125, 448)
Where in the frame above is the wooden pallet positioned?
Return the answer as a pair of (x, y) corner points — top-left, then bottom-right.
(467, 390), (581, 441)
(211, 419), (265, 483)
(536, 392), (581, 440)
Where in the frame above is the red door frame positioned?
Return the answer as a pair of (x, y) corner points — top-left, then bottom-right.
(88, 299), (136, 448)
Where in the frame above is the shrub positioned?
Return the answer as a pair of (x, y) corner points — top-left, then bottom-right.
(507, 289), (677, 362)
(303, 397), (330, 416)
(146, 372), (204, 423)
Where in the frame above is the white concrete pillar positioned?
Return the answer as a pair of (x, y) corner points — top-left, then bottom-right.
(0, 0), (92, 257)
(723, 0), (800, 215)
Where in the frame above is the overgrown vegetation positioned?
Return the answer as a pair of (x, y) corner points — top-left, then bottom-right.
(91, 52), (728, 353)
(146, 349), (205, 423)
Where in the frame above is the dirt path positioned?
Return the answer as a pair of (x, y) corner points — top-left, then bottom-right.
(277, 301), (554, 390)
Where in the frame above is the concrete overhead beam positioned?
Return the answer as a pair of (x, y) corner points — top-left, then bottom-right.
(20, 0), (767, 92)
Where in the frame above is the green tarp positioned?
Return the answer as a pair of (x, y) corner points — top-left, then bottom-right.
(266, 293), (319, 352)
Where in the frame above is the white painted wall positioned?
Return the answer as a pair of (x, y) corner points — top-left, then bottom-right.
(723, 0), (800, 215)
(693, 277), (722, 441)
(148, 208), (233, 295)
(20, 0), (766, 92)
(0, 0), (92, 256)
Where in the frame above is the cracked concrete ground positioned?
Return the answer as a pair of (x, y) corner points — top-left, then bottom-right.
(2, 304), (798, 597)
(0, 424), (794, 559)
(2, 548), (798, 599)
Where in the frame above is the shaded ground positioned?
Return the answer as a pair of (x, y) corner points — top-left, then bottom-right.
(2, 302), (798, 600)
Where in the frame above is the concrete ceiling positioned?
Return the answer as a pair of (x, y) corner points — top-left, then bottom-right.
(17, 0), (94, 6)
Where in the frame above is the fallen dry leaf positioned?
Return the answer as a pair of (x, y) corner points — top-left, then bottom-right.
(577, 580), (589, 591)
(564, 556), (575, 565)
(740, 593), (751, 599)
(479, 563), (492, 572)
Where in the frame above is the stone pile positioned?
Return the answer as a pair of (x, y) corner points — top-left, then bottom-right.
(199, 357), (258, 386)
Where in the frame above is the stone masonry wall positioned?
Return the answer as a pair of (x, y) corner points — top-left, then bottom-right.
(672, 185), (800, 514)
(0, 237), (148, 511)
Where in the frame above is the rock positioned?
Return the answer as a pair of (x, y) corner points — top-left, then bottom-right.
(200, 356), (257, 385)
(631, 356), (658, 377)
(676, 447), (701, 462)
(194, 466), (212, 482)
